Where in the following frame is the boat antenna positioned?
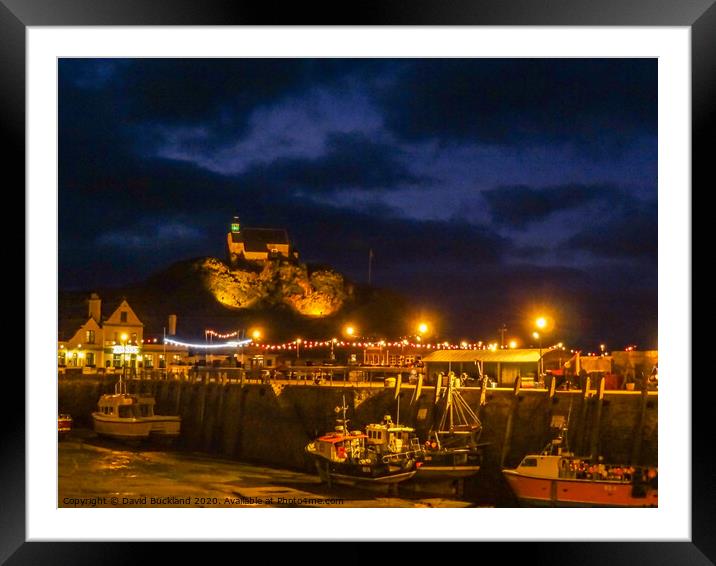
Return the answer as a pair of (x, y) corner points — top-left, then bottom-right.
(341, 394), (348, 435)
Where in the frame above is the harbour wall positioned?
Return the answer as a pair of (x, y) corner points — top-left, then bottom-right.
(59, 375), (658, 504)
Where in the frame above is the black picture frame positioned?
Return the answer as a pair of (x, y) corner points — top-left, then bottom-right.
(4, 0), (707, 561)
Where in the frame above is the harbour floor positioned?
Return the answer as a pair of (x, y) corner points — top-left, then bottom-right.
(58, 430), (477, 508)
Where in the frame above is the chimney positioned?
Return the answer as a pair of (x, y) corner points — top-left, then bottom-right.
(88, 293), (101, 322)
(167, 314), (177, 336)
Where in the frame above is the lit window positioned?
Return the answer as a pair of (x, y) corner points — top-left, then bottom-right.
(85, 330), (95, 344)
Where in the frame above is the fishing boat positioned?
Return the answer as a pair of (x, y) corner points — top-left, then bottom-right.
(415, 372), (486, 480)
(502, 430), (658, 507)
(365, 414), (425, 464)
(305, 398), (419, 488)
(92, 374), (180, 441)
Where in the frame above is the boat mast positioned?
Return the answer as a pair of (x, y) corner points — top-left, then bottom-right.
(341, 394), (348, 435)
(163, 326), (167, 380)
(448, 374), (454, 432)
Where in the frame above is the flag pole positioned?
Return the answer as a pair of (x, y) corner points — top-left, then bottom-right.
(368, 248), (373, 286)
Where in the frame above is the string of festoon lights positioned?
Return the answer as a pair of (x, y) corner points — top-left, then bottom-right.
(160, 335), (611, 354)
(164, 337), (253, 349)
(249, 340), (569, 351)
(204, 329), (242, 339)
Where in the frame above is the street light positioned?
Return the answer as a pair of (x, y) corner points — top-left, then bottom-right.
(417, 322), (428, 335)
(296, 338), (302, 360)
(533, 331), (543, 378)
(251, 329), (262, 341)
(344, 325), (355, 338)
(120, 333), (128, 382)
(330, 338), (337, 361)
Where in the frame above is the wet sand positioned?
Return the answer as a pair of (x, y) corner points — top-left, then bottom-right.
(58, 430), (474, 508)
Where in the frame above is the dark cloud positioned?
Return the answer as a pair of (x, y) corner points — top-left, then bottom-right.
(233, 132), (428, 193)
(379, 59), (657, 152)
(482, 183), (625, 228)
(60, 59), (394, 147)
(566, 200), (658, 259)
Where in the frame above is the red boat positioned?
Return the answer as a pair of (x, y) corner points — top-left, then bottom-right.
(503, 438), (657, 507)
(58, 414), (73, 438)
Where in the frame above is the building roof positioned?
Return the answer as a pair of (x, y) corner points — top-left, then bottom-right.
(422, 348), (542, 364)
(230, 227), (290, 251)
(57, 296), (139, 341)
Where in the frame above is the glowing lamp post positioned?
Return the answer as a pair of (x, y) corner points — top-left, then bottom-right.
(534, 317), (549, 378)
(533, 331), (542, 378)
(296, 338), (302, 360)
(120, 333), (128, 381)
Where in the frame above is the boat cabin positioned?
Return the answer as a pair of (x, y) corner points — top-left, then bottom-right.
(365, 416), (418, 455)
(313, 432), (367, 462)
(96, 394), (156, 419)
(515, 455), (564, 478)
(135, 396), (156, 417)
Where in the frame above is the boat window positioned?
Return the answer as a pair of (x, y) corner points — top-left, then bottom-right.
(521, 457), (538, 467)
(118, 406), (132, 418)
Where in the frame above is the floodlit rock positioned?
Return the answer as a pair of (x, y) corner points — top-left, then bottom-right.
(196, 257), (348, 316)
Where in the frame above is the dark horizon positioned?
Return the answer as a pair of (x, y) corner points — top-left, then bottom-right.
(59, 58), (657, 350)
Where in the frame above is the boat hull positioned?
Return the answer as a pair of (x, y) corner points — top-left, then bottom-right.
(503, 470), (658, 507)
(415, 465), (481, 480)
(416, 448), (482, 479)
(309, 455), (416, 487)
(143, 416), (181, 438)
(92, 413), (153, 440)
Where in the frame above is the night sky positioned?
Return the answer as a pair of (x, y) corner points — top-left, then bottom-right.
(59, 59), (657, 349)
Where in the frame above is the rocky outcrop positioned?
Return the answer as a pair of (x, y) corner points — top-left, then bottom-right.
(196, 257), (349, 317)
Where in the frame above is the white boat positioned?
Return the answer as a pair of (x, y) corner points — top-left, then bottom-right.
(93, 394), (154, 439)
(92, 377), (180, 441)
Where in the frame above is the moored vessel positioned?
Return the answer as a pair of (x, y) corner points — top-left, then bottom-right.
(416, 372), (486, 480)
(58, 413), (73, 439)
(502, 433), (657, 507)
(305, 398), (419, 489)
(92, 375), (180, 441)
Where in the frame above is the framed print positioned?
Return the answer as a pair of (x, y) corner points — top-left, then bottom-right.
(4, 0), (709, 561)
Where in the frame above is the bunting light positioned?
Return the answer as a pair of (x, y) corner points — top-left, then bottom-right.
(205, 329), (241, 339)
(165, 337), (253, 349)
(171, 337), (573, 351)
